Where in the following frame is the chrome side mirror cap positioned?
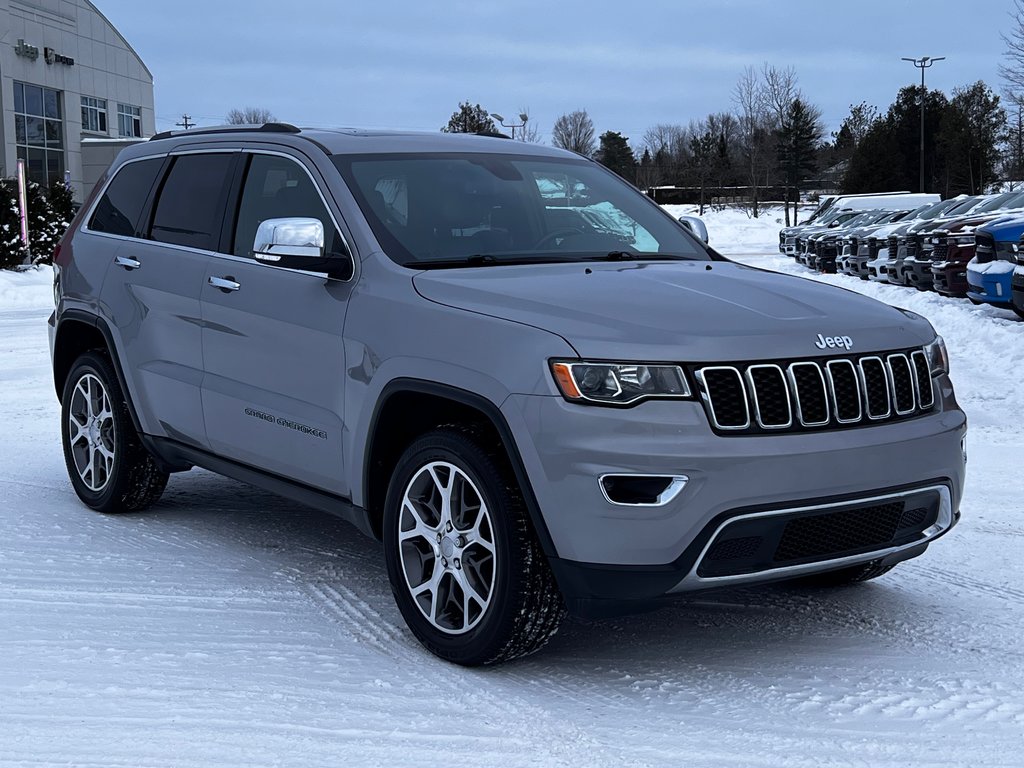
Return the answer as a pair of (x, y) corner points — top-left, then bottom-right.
(253, 217), (325, 262)
(677, 215), (709, 244)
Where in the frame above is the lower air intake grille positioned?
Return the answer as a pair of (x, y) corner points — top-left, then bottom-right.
(774, 502), (904, 563)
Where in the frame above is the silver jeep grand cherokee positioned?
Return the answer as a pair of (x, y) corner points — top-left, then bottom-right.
(49, 124), (966, 665)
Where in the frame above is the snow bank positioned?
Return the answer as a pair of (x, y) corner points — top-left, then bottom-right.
(0, 267), (53, 311)
(662, 204), (790, 252)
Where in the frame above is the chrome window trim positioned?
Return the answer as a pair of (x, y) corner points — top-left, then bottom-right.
(858, 356), (891, 420)
(79, 146), (357, 284)
(886, 353), (917, 416)
(744, 363), (792, 429)
(694, 366), (750, 431)
(786, 361), (830, 427)
(669, 484), (953, 592)
(910, 350), (935, 410)
(825, 358), (862, 424)
(598, 474), (689, 507)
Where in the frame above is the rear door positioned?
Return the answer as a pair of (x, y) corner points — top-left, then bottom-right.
(95, 152), (234, 447)
(199, 150), (354, 495)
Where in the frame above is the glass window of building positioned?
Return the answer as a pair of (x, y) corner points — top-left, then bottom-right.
(117, 104), (142, 138)
(81, 97), (108, 133)
(14, 81), (65, 187)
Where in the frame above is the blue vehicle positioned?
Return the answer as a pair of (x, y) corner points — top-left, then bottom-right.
(967, 217), (1024, 319)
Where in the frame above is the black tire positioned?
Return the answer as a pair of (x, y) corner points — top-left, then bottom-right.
(383, 428), (565, 666)
(967, 297), (982, 306)
(791, 561), (895, 588)
(61, 351), (168, 513)
(1013, 304), (1024, 320)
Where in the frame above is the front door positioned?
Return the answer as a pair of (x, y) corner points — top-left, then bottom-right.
(200, 151), (353, 495)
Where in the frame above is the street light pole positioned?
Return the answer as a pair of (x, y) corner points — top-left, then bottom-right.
(489, 111), (528, 140)
(901, 56), (945, 193)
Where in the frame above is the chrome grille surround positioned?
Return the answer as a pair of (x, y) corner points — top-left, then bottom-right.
(744, 364), (792, 429)
(693, 366), (750, 431)
(694, 347), (936, 435)
(786, 362), (830, 427)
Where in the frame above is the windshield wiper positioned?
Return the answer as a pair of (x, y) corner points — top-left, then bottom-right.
(405, 254), (579, 270)
(598, 251), (695, 261)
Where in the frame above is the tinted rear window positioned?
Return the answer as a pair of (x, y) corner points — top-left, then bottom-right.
(88, 158), (163, 237)
(149, 153), (234, 251)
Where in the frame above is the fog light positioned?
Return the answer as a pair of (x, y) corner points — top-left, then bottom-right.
(599, 474), (688, 506)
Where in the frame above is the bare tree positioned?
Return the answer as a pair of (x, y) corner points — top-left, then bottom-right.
(1001, 2), (1024, 180)
(641, 123), (688, 186)
(552, 110), (596, 156)
(1001, 1), (1024, 94)
(762, 64), (801, 224)
(733, 66), (771, 218)
(226, 106), (277, 125)
(517, 107), (542, 143)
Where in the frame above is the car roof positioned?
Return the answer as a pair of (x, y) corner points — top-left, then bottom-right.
(138, 123), (579, 160)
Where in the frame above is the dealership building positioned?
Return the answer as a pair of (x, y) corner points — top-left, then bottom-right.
(0, 0), (155, 201)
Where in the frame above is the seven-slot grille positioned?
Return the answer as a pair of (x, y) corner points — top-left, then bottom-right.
(694, 349), (935, 435)
(887, 235), (899, 256)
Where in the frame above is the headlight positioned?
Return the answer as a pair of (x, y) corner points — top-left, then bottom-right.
(550, 361), (691, 406)
(951, 234), (975, 246)
(924, 336), (949, 376)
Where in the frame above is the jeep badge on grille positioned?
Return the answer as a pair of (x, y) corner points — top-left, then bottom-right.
(815, 334), (854, 350)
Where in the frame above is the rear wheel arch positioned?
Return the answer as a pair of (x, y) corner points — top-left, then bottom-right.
(53, 312), (143, 435)
(361, 380), (557, 557)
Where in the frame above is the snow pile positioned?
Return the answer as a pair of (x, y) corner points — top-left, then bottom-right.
(662, 204), (789, 252)
(0, 266), (53, 311)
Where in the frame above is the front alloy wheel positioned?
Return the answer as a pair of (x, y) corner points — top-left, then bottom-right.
(398, 461), (496, 634)
(383, 428), (564, 665)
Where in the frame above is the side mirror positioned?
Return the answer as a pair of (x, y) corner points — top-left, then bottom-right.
(677, 215), (709, 244)
(253, 217), (351, 278)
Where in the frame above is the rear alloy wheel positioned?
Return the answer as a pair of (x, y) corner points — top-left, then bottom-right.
(61, 352), (168, 513)
(383, 429), (564, 665)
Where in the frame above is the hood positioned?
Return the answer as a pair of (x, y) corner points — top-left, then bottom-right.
(978, 216), (1024, 241)
(413, 261), (935, 362)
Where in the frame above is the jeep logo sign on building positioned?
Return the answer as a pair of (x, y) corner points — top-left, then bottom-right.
(1, 0), (155, 201)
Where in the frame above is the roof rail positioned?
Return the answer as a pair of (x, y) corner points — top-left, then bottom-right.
(150, 122), (301, 142)
(475, 130), (511, 139)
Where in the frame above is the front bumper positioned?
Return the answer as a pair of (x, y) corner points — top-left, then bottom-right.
(905, 258), (937, 289)
(502, 382), (966, 608)
(931, 260), (971, 296)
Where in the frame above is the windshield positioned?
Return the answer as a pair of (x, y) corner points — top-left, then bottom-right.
(921, 199), (961, 219)
(974, 192), (1017, 213)
(945, 197), (980, 216)
(333, 152), (710, 266)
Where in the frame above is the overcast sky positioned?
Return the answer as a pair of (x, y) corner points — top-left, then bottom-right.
(97, 0), (1014, 145)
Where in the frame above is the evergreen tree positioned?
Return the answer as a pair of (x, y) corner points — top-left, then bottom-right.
(689, 127), (718, 214)
(937, 81), (1006, 195)
(441, 102), (496, 134)
(844, 86), (950, 193)
(596, 131), (637, 183)
(777, 98), (824, 209)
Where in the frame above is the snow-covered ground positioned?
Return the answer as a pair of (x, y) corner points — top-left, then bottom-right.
(1, 213), (1022, 767)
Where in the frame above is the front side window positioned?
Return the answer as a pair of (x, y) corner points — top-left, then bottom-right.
(334, 153), (709, 267)
(13, 81), (65, 187)
(149, 153), (234, 251)
(233, 154), (343, 258)
(88, 158), (164, 237)
(81, 96), (108, 133)
(117, 103), (142, 138)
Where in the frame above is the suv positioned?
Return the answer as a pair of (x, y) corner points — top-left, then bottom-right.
(49, 124), (967, 665)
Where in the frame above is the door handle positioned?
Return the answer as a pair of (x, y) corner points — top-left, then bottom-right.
(114, 255), (141, 270)
(208, 275), (241, 292)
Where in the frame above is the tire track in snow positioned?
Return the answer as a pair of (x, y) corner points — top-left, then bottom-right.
(903, 563), (1024, 605)
(298, 576), (636, 767)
